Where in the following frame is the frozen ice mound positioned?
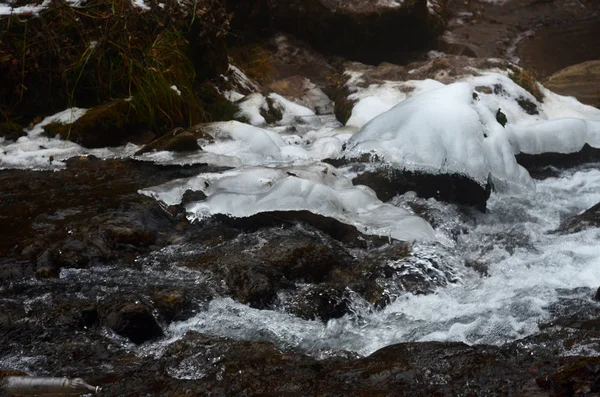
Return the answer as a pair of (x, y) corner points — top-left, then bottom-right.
(344, 81), (600, 190)
(140, 163), (435, 241)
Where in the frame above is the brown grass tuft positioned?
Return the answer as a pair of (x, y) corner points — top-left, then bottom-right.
(229, 44), (275, 84)
(508, 66), (544, 102)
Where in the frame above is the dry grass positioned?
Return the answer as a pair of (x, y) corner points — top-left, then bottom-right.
(508, 66), (544, 102)
(0, 0), (229, 132)
(229, 44), (275, 84)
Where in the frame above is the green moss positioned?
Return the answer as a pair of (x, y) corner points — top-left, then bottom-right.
(196, 82), (241, 122)
(260, 96), (284, 124)
(0, 121), (24, 140)
(330, 74), (356, 125)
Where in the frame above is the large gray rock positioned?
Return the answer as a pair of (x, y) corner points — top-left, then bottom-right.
(544, 60), (600, 109)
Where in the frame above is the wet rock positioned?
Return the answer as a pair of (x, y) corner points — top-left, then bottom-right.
(213, 211), (389, 248)
(80, 306), (99, 329)
(152, 290), (196, 323)
(544, 60), (600, 109)
(537, 357), (600, 397)
(258, 234), (355, 283)
(0, 158), (219, 280)
(135, 128), (200, 155)
(319, 342), (527, 396)
(286, 284), (352, 322)
(353, 166), (491, 212)
(164, 331), (322, 395)
(104, 302), (164, 344)
(34, 249), (60, 279)
(516, 144), (600, 179)
(555, 200), (600, 234)
(595, 287), (600, 302)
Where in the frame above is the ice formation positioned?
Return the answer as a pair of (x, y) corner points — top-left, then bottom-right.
(140, 164), (435, 241)
(236, 93), (320, 127)
(344, 77), (600, 189)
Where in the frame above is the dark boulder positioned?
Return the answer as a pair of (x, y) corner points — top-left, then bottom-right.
(285, 284), (352, 322)
(516, 144), (600, 179)
(104, 302), (164, 344)
(352, 165), (492, 212)
(163, 331), (323, 395)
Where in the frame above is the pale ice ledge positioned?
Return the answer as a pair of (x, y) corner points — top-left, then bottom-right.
(344, 81), (600, 190)
(140, 164), (435, 242)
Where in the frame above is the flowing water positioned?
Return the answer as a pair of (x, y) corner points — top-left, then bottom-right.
(151, 163), (600, 358)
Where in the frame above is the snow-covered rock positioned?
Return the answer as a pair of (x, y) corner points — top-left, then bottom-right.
(269, 76), (333, 115)
(334, 56), (600, 209)
(236, 93), (321, 127)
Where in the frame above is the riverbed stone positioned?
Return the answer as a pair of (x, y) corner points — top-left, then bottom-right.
(104, 302), (164, 344)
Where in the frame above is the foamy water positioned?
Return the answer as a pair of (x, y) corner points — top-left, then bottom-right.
(161, 165), (600, 357)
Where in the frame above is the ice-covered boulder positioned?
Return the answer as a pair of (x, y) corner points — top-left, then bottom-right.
(140, 163), (435, 242)
(335, 56), (600, 209)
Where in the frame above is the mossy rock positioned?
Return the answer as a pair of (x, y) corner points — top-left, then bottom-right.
(135, 128), (200, 155)
(0, 122), (25, 141)
(196, 82), (241, 122)
(332, 76), (356, 125)
(45, 100), (151, 148)
(260, 96), (284, 124)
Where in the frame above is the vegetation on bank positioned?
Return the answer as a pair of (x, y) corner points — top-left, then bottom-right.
(0, 0), (234, 146)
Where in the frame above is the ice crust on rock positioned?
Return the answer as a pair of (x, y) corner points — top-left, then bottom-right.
(188, 121), (346, 167)
(345, 78), (600, 189)
(236, 93), (320, 127)
(140, 164), (435, 241)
